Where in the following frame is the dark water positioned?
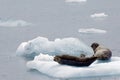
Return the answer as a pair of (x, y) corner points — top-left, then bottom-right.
(0, 0), (120, 80)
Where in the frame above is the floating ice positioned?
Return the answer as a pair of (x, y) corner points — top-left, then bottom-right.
(17, 37), (120, 78)
(27, 54), (120, 78)
(33, 54), (54, 61)
(0, 19), (32, 27)
(16, 36), (94, 58)
(65, 0), (87, 3)
(78, 28), (107, 34)
(90, 13), (108, 19)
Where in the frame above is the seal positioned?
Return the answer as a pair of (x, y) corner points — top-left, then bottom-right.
(54, 54), (97, 67)
(91, 43), (112, 60)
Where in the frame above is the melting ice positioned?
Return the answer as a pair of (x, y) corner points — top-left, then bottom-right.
(16, 36), (120, 78)
(27, 54), (120, 78)
(0, 19), (32, 27)
(16, 36), (94, 57)
(78, 28), (107, 34)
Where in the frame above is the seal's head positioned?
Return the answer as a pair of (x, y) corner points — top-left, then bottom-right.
(91, 43), (99, 53)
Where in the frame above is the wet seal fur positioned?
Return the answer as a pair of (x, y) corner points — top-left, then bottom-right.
(54, 55), (97, 67)
(91, 43), (112, 60)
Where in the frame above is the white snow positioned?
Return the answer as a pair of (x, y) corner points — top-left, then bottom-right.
(78, 28), (107, 34)
(27, 53), (120, 78)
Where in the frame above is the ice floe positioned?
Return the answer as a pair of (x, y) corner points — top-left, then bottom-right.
(16, 36), (94, 58)
(65, 0), (87, 3)
(0, 19), (32, 27)
(16, 36), (120, 78)
(90, 13), (108, 18)
(27, 53), (120, 78)
(78, 28), (107, 34)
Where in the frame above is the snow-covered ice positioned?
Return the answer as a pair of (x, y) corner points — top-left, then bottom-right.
(16, 36), (94, 57)
(16, 36), (120, 78)
(27, 53), (120, 78)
